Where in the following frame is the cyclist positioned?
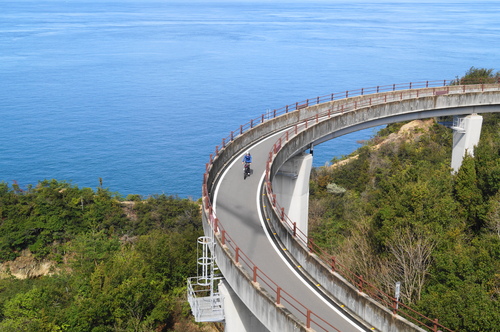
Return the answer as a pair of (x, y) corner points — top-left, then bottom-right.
(242, 151), (252, 165)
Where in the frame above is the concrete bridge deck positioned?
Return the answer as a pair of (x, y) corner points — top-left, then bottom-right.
(213, 129), (368, 331)
(199, 82), (500, 332)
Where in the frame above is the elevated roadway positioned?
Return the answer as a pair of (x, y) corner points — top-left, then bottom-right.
(200, 81), (500, 332)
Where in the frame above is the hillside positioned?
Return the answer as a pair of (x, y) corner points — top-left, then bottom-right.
(0, 183), (212, 331)
(309, 115), (500, 331)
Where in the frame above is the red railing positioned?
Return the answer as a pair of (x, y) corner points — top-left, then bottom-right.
(214, 79), (500, 152)
(203, 80), (500, 332)
(202, 182), (340, 331)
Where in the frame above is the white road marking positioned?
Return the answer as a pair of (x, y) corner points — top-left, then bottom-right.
(211, 126), (365, 331)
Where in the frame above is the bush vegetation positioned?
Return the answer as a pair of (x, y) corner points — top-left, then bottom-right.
(0, 181), (208, 331)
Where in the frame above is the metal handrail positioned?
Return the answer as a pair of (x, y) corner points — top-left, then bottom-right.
(203, 80), (500, 332)
(204, 185), (339, 331)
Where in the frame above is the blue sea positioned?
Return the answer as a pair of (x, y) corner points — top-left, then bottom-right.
(1, 1), (499, 198)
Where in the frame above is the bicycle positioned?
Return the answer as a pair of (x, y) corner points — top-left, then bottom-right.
(243, 162), (251, 180)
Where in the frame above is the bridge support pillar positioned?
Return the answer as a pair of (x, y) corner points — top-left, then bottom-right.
(451, 114), (483, 173)
(273, 153), (313, 238)
(219, 280), (269, 332)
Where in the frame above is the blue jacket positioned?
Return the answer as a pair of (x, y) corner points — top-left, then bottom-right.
(242, 154), (252, 163)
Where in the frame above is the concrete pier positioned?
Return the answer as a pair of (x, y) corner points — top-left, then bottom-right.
(273, 153), (313, 238)
(451, 114), (483, 172)
(219, 281), (268, 332)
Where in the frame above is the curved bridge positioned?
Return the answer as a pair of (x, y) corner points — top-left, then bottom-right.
(197, 81), (500, 332)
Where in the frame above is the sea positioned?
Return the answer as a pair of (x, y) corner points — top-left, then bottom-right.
(1, 1), (499, 198)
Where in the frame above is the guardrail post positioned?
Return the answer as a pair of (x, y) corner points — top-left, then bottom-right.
(281, 207), (285, 220)
(331, 256), (336, 272)
(345, 90), (348, 98)
(393, 84), (396, 91)
(308, 237), (313, 252)
(261, 114), (264, 123)
(215, 145), (219, 155)
(235, 247), (240, 263)
(210, 154), (213, 163)
(222, 138), (225, 148)
(306, 310), (312, 328)
(377, 86), (380, 93)
(286, 131), (289, 141)
(253, 266), (258, 283)
(426, 81), (429, 88)
(221, 230), (226, 245)
(316, 114), (319, 123)
(285, 105), (289, 113)
(331, 93), (334, 101)
(214, 217), (220, 232)
(240, 125), (243, 135)
(293, 222), (297, 236)
(276, 287), (282, 305)
(361, 88), (364, 95)
(358, 275), (364, 292)
(250, 119), (253, 128)
(433, 319), (439, 332)
(273, 109), (277, 117)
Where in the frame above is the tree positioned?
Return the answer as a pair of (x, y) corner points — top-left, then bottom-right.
(452, 66), (500, 85)
(383, 228), (436, 304)
(453, 155), (485, 232)
(486, 191), (500, 239)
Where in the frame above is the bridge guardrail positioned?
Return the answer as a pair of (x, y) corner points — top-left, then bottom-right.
(264, 82), (500, 331)
(203, 80), (500, 332)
